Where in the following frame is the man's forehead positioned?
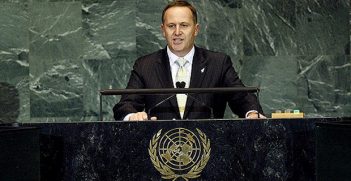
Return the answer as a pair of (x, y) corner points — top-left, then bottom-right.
(164, 21), (191, 25)
(164, 7), (194, 21)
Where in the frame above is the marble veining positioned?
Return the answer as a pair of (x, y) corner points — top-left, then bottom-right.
(0, 0), (349, 122)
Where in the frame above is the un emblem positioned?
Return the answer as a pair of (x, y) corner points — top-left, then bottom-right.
(148, 128), (211, 180)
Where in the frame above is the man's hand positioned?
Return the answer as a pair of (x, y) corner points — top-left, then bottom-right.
(246, 112), (266, 119)
(129, 112), (157, 121)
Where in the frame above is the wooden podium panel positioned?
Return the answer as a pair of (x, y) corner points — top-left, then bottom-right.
(25, 118), (342, 181)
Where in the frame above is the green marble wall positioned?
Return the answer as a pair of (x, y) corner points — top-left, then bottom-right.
(0, 0), (349, 123)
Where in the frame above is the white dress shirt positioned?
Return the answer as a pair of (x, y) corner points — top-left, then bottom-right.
(167, 46), (194, 88)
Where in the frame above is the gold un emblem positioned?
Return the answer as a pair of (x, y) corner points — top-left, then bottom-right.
(148, 128), (211, 180)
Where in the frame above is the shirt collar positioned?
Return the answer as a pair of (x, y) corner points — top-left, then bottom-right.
(167, 46), (195, 65)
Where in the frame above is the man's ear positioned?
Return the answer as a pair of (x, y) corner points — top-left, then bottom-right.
(194, 24), (200, 36)
(161, 24), (166, 37)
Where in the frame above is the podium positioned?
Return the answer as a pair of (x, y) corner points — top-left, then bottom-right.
(23, 117), (343, 181)
(0, 126), (40, 181)
(316, 120), (351, 181)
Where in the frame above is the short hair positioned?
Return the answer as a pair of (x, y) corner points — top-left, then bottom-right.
(162, 0), (198, 24)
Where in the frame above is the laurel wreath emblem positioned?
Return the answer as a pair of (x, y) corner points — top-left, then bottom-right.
(148, 128), (211, 181)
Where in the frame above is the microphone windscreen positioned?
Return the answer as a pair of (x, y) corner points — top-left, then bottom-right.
(176, 82), (181, 88)
(179, 81), (186, 88)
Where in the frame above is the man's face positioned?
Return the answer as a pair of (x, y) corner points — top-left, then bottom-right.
(161, 6), (199, 57)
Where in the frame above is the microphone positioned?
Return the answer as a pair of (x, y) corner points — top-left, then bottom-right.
(176, 82), (214, 119)
(176, 81), (186, 88)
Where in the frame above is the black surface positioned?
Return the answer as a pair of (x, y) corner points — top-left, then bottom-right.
(316, 119), (351, 181)
(0, 126), (40, 181)
(23, 118), (342, 181)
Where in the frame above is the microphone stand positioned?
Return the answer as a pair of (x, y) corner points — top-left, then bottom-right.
(186, 93), (214, 119)
(147, 81), (215, 120)
(147, 94), (176, 119)
(146, 82), (185, 119)
(176, 81), (214, 119)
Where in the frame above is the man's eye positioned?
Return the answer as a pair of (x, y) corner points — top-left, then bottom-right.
(181, 24), (189, 27)
(168, 25), (175, 28)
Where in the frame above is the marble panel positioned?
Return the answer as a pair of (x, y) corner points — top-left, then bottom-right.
(239, 56), (300, 116)
(296, 55), (351, 117)
(136, 0), (167, 57)
(193, 0), (242, 57)
(81, 0), (136, 121)
(29, 2), (84, 120)
(239, 55), (351, 118)
(83, 55), (135, 121)
(0, 0), (28, 2)
(296, 0), (350, 55)
(0, 3), (30, 122)
(0, 83), (20, 124)
(242, 0), (297, 56)
(0, 0), (349, 122)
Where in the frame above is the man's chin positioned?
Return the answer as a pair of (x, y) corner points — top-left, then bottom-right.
(170, 48), (186, 56)
(170, 46), (184, 52)
(171, 44), (183, 49)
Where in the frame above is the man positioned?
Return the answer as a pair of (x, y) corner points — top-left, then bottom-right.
(113, 0), (265, 121)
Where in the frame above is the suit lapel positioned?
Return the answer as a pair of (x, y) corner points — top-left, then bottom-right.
(155, 49), (173, 88)
(184, 47), (208, 118)
(155, 49), (181, 119)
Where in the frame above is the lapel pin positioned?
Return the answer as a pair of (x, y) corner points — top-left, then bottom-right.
(201, 68), (205, 73)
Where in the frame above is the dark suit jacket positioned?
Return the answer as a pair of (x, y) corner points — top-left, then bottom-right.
(113, 46), (263, 120)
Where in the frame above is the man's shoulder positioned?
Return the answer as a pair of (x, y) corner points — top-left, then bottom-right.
(195, 46), (229, 59)
(137, 49), (165, 63)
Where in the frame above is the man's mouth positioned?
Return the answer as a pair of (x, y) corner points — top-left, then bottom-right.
(173, 38), (183, 45)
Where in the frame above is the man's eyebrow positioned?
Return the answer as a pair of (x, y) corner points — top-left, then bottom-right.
(167, 22), (190, 24)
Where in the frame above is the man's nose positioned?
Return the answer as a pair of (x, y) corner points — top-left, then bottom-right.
(174, 25), (181, 35)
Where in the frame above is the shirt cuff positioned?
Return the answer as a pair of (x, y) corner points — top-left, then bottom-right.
(123, 113), (134, 121)
(245, 110), (258, 118)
